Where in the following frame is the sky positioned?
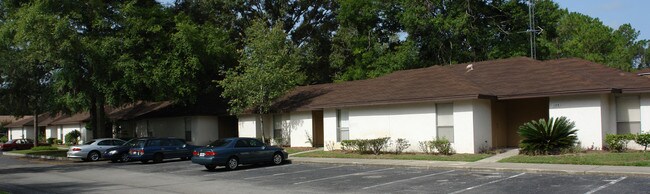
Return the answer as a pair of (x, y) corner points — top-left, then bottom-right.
(556, 0), (649, 40)
(156, 0), (649, 41)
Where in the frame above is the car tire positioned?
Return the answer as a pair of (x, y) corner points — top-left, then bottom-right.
(205, 164), (217, 171)
(153, 153), (164, 163)
(87, 151), (101, 162)
(272, 153), (283, 165)
(120, 153), (130, 162)
(225, 157), (239, 170)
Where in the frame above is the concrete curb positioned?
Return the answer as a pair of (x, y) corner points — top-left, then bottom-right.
(290, 157), (650, 177)
(1, 152), (77, 161)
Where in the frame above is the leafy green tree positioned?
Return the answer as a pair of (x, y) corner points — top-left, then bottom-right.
(518, 117), (579, 155)
(219, 20), (305, 142)
(0, 0), (62, 146)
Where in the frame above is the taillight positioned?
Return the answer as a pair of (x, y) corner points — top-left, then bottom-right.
(192, 151), (198, 156)
(205, 151), (216, 156)
(130, 149), (144, 155)
(72, 148), (81, 151)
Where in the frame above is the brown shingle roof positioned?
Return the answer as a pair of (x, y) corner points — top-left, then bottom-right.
(272, 57), (650, 112)
(4, 116), (33, 128)
(50, 112), (90, 125)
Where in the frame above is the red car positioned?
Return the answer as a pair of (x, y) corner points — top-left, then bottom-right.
(0, 139), (35, 151)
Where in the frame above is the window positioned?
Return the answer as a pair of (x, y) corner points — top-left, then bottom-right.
(113, 140), (126, 146)
(436, 103), (454, 143)
(249, 139), (264, 147)
(97, 140), (111, 146)
(235, 139), (250, 148)
(273, 114), (283, 139)
(184, 117), (192, 142)
(616, 96), (641, 134)
(171, 139), (186, 147)
(337, 109), (349, 142)
(147, 139), (162, 146)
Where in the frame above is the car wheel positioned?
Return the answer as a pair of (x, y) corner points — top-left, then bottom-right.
(87, 151), (100, 162)
(272, 153), (283, 165)
(153, 153), (164, 163)
(204, 164), (217, 171)
(120, 153), (130, 162)
(141, 160), (149, 164)
(225, 157), (239, 170)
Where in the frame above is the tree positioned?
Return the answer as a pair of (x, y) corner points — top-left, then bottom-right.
(219, 20), (305, 142)
(0, 0), (61, 146)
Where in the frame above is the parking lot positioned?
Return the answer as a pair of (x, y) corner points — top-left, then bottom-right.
(1, 156), (649, 193)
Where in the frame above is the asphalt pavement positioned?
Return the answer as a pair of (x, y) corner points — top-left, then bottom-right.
(1, 155), (649, 193)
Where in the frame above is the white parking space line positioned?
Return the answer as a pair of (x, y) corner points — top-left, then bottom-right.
(244, 165), (345, 180)
(584, 177), (627, 194)
(362, 170), (456, 190)
(202, 164), (301, 177)
(448, 173), (525, 194)
(293, 168), (394, 185)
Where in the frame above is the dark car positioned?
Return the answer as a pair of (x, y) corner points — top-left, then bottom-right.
(128, 137), (196, 163)
(192, 137), (288, 170)
(0, 139), (35, 151)
(103, 138), (141, 163)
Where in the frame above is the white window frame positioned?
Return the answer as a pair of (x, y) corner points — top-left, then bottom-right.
(436, 103), (454, 143)
(336, 109), (349, 142)
(616, 96), (641, 134)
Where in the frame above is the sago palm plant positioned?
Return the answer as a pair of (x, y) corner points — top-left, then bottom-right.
(518, 117), (578, 155)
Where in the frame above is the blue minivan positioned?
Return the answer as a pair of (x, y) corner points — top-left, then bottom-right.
(128, 137), (196, 163)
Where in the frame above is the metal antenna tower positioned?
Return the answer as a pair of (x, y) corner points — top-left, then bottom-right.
(528, 0), (538, 59)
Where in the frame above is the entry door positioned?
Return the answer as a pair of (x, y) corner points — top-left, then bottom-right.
(312, 110), (324, 147)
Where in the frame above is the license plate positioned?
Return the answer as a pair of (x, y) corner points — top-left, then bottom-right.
(199, 153), (205, 157)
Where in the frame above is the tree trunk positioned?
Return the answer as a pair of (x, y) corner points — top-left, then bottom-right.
(90, 97), (98, 139)
(96, 98), (105, 138)
(33, 110), (38, 147)
(259, 114), (266, 144)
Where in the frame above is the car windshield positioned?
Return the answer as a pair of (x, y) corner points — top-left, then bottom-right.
(122, 139), (138, 146)
(84, 140), (96, 145)
(4, 140), (15, 144)
(208, 139), (232, 147)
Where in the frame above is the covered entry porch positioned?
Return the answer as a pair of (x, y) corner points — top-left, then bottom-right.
(491, 97), (549, 148)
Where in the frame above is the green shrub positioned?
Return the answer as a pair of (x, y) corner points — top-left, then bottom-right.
(341, 140), (355, 151)
(518, 117), (578, 155)
(31, 146), (57, 151)
(431, 137), (454, 155)
(65, 130), (81, 145)
(635, 133), (650, 152)
(368, 137), (390, 155)
(38, 133), (45, 143)
(353, 139), (370, 154)
(0, 135), (7, 143)
(418, 141), (432, 154)
(46, 138), (57, 145)
(605, 134), (633, 152)
(394, 138), (410, 154)
(55, 139), (63, 145)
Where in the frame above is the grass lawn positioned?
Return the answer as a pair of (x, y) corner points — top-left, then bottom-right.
(292, 150), (491, 162)
(9, 150), (67, 158)
(499, 151), (650, 166)
(284, 147), (318, 154)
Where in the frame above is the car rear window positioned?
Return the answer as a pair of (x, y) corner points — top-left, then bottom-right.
(130, 140), (146, 148)
(209, 139), (232, 147)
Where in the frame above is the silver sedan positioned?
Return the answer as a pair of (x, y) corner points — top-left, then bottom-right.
(67, 138), (126, 161)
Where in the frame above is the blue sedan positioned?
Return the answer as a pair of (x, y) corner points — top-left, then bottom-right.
(192, 137), (288, 170)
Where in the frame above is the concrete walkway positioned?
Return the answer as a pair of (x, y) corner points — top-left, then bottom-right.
(290, 149), (650, 177)
(288, 147), (323, 157)
(475, 148), (519, 163)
